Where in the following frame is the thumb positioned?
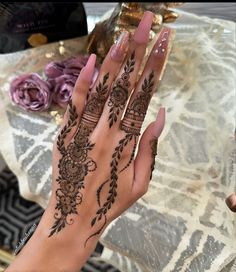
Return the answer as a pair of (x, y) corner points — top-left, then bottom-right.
(132, 107), (165, 199)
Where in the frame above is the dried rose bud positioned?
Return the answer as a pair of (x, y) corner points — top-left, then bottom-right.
(50, 75), (77, 108)
(44, 61), (64, 78)
(63, 56), (89, 76)
(45, 56), (90, 79)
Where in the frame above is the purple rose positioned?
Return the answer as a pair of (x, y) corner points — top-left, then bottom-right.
(44, 61), (64, 78)
(63, 56), (89, 77)
(45, 56), (89, 79)
(44, 55), (100, 108)
(10, 73), (52, 112)
(51, 75), (77, 108)
(63, 56), (100, 83)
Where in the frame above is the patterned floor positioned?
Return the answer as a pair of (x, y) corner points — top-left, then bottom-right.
(0, 167), (119, 271)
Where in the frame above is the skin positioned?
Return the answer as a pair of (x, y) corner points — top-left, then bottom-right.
(6, 11), (172, 272)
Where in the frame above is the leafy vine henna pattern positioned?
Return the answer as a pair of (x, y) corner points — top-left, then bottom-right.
(95, 136), (137, 208)
(121, 70), (155, 135)
(85, 133), (135, 246)
(108, 51), (135, 128)
(49, 74), (110, 237)
(56, 101), (78, 156)
(85, 71), (155, 245)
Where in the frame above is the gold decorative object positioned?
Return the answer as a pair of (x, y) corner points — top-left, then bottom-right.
(27, 33), (48, 47)
(58, 41), (66, 55)
(87, 2), (183, 61)
(50, 109), (65, 126)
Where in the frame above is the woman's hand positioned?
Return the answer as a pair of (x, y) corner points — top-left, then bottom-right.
(7, 11), (172, 272)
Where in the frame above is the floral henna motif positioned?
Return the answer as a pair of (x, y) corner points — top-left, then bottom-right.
(108, 51), (135, 128)
(121, 70), (155, 135)
(50, 74), (110, 236)
(50, 123), (96, 237)
(150, 138), (158, 180)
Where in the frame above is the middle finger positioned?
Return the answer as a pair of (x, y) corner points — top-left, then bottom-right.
(97, 11), (154, 131)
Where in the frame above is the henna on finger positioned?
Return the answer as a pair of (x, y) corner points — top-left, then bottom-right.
(121, 71), (155, 135)
(81, 31), (129, 129)
(80, 73), (110, 129)
(108, 51), (135, 128)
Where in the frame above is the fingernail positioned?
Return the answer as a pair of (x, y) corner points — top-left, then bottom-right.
(225, 193), (236, 212)
(154, 107), (165, 137)
(133, 11), (154, 44)
(80, 54), (97, 82)
(110, 31), (129, 61)
(153, 27), (171, 56)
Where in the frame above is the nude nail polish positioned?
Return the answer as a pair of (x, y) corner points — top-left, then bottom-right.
(133, 11), (154, 44)
(80, 53), (97, 82)
(154, 107), (165, 137)
(110, 31), (129, 61)
(153, 28), (171, 56)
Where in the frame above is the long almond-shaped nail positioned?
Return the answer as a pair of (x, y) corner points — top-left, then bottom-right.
(133, 11), (154, 44)
(154, 107), (165, 137)
(153, 27), (171, 57)
(80, 54), (96, 82)
(110, 31), (129, 61)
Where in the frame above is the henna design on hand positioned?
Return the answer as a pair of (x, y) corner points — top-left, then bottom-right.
(150, 138), (158, 180)
(108, 52), (135, 128)
(95, 136), (137, 208)
(56, 101), (78, 155)
(86, 71), (156, 244)
(121, 71), (154, 135)
(85, 133), (135, 246)
(82, 72), (109, 127)
(50, 122), (96, 237)
(50, 74), (110, 237)
(119, 136), (137, 173)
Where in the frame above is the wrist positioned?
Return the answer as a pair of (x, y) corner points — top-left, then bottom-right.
(37, 206), (100, 270)
(7, 205), (99, 272)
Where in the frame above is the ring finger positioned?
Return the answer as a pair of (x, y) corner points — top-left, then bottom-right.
(121, 27), (172, 136)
